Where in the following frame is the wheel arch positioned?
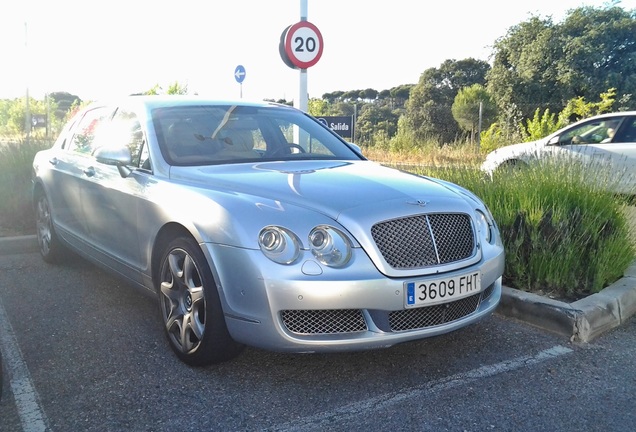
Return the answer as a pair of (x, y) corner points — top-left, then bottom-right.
(495, 158), (528, 173)
(151, 223), (194, 288)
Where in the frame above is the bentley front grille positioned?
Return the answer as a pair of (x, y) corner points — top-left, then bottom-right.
(371, 213), (475, 269)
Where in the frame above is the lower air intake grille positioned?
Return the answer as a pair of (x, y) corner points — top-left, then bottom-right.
(281, 309), (368, 335)
(389, 293), (481, 331)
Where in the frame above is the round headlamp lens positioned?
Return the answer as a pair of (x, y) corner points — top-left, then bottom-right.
(476, 210), (492, 243)
(309, 229), (328, 249)
(258, 226), (300, 264)
(260, 229), (281, 251)
(308, 226), (352, 268)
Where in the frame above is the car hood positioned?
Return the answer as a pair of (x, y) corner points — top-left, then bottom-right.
(169, 160), (471, 220)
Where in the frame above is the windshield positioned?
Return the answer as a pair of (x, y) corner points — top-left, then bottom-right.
(152, 105), (362, 166)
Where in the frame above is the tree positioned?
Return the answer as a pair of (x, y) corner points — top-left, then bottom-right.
(451, 84), (497, 143)
(488, 16), (561, 118)
(144, 81), (189, 95)
(359, 88), (379, 101)
(487, 6), (636, 123)
(405, 58), (490, 143)
(308, 98), (331, 116)
(355, 104), (399, 144)
(557, 87), (619, 125)
(48, 92), (82, 120)
(557, 7), (636, 104)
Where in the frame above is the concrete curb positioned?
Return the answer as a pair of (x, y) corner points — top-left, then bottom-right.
(1, 235), (635, 343)
(497, 262), (636, 342)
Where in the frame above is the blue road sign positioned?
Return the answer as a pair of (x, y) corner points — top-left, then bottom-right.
(234, 65), (246, 83)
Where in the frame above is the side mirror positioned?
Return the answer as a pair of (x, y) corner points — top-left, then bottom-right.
(93, 146), (133, 178)
(547, 136), (560, 146)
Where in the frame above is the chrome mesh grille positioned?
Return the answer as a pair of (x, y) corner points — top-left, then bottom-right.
(371, 213), (475, 269)
(281, 309), (367, 335)
(388, 293), (481, 331)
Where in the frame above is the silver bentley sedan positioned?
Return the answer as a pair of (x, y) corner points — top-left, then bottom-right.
(32, 96), (505, 365)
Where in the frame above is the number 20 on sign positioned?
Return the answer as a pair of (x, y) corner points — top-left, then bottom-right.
(283, 21), (324, 69)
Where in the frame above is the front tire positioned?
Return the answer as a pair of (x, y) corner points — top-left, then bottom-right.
(157, 236), (243, 366)
(35, 192), (65, 263)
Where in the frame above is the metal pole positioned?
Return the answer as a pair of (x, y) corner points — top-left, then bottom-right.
(477, 101), (483, 150)
(46, 93), (50, 140)
(24, 22), (31, 143)
(298, 0), (308, 113)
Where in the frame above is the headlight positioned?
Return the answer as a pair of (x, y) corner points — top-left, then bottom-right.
(258, 226), (300, 264)
(308, 226), (352, 267)
(475, 210), (493, 244)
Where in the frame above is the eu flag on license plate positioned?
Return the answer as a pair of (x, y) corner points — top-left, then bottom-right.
(407, 282), (415, 305)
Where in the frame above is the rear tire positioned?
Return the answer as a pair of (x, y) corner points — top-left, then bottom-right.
(157, 236), (243, 365)
(35, 192), (65, 263)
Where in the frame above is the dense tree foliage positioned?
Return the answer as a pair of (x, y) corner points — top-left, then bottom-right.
(3, 5), (634, 148)
(315, 85), (413, 142)
(405, 58), (491, 143)
(488, 6), (636, 122)
(48, 92), (82, 120)
(356, 104), (399, 143)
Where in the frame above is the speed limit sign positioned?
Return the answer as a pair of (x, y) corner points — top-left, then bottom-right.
(283, 21), (324, 69)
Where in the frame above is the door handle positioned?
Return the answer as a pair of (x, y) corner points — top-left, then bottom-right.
(83, 166), (95, 177)
(48, 157), (58, 165)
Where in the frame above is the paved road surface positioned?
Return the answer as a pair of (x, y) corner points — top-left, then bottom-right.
(1, 252), (634, 431)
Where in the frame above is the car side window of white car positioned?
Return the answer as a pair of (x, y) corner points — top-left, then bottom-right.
(560, 119), (619, 145)
(613, 118), (636, 144)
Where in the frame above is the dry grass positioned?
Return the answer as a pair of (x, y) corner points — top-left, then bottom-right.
(362, 145), (485, 167)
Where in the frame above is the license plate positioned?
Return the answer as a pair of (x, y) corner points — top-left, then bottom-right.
(405, 271), (481, 308)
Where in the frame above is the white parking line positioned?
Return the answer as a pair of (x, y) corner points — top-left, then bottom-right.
(0, 297), (49, 432)
(270, 345), (574, 432)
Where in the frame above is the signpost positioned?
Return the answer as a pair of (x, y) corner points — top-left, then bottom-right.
(282, 21), (323, 70)
(234, 65), (246, 98)
(279, 1), (323, 113)
(317, 116), (355, 140)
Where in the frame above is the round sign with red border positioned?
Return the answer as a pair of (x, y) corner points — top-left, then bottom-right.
(284, 21), (324, 69)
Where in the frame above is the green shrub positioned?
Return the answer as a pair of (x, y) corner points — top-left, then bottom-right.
(478, 122), (524, 155)
(521, 108), (564, 142)
(0, 139), (52, 236)
(411, 160), (635, 299)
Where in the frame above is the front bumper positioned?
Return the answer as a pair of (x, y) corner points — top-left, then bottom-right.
(205, 244), (504, 353)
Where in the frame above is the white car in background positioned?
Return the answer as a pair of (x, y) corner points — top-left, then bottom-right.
(481, 112), (636, 193)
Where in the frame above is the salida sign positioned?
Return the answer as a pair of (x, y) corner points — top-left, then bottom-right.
(317, 116), (354, 139)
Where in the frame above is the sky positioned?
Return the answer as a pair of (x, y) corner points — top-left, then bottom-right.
(1, 0), (635, 104)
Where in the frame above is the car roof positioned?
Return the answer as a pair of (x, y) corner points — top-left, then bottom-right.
(84, 95), (291, 111)
(581, 111), (636, 121)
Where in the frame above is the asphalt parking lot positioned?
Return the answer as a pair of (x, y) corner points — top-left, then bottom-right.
(1, 248), (635, 431)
